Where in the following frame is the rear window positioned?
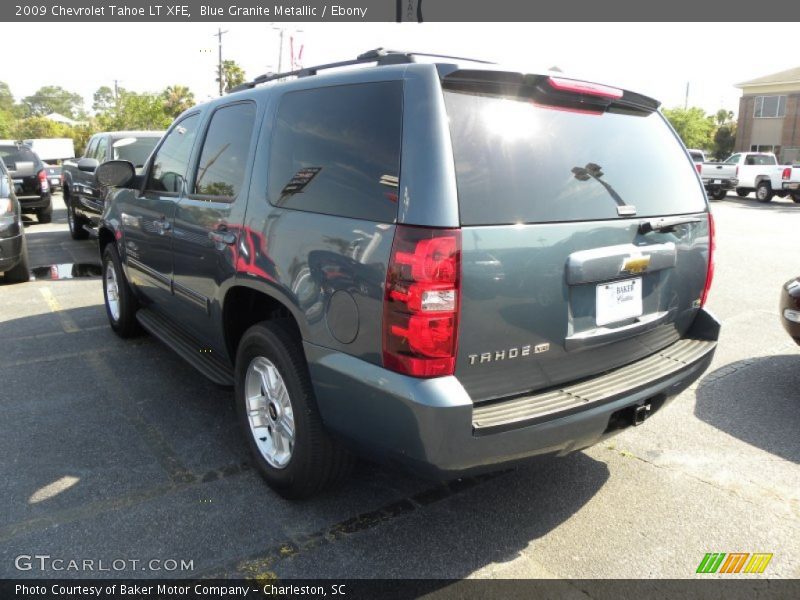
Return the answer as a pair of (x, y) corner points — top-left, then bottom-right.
(444, 91), (706, 225)
(689, 151), (704, 163)
(113, 136), (161, 168)
(743, 154), (776, 166)
(0, 146), (38, 165)
(267, 81), (402, 223)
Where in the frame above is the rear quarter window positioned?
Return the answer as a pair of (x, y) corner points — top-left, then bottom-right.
(444, 91), (707, 225)
(267, 81), (403, 223)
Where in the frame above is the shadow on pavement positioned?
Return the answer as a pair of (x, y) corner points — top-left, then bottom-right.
(713, 195), (800, 213)
(0, 304), (609, 578)
(694, 354), (800, 463)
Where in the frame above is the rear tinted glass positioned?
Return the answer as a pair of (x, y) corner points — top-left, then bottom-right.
(112, 136), (160, 168)
(267, 81), (402, 223)
(444, 91), (706, 225)
(743, 154), (776, 166)
(0, 146), (38, 165)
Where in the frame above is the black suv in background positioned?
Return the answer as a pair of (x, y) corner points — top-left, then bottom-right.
(96, 50), (720, 499)
(0, 157), (29, 283)
(0, 143), (52, 223)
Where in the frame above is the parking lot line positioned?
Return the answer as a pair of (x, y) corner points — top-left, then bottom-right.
(38, 286), (80, 333)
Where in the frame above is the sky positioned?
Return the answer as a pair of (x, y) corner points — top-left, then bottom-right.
(3, 22), (798, 117)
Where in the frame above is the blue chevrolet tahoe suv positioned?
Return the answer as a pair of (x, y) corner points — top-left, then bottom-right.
(96, 49), (720, 498)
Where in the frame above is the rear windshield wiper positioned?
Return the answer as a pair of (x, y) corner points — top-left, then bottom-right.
(638, 216), (704, 234)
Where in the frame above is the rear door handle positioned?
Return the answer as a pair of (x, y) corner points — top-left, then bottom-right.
(209, 230), (236, 245)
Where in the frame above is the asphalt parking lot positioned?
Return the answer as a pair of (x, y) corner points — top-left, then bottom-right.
(1, 192), (798, 580)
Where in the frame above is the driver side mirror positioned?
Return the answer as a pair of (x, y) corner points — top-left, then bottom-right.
(96, 160), (136, 188)
(77, 157), (100, 172)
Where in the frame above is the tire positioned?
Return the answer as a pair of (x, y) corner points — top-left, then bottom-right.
(235, 321), (353, 499)
(3, 237), (29, 284)
(66, 194), (89, 240)
(711, 188), (728, 201)
(735, 187), (750, 197)
(755, 181), (773, 203)
(792, 192), (800, 204)
(36, 197), (53, 224)
(102, 244), (141, 337)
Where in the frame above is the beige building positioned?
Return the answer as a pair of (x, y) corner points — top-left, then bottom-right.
(735, 66), (800, 164)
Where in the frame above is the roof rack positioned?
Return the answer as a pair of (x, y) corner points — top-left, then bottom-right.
(228, 48), (494, 93)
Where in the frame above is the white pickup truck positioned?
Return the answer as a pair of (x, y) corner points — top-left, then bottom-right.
(780, 166), (800, 203)
(704, 152), (794, 202)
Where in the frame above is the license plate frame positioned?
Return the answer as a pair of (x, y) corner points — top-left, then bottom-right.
(713, 179), (721, 184)
(596, 277), (643, 326)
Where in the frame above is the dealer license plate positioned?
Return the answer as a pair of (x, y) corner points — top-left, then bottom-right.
(596, 278), (643, 326)
(713, 179), (721, 184)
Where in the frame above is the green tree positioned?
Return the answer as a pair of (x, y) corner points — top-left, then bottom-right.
(219, 60), (246, 93)
(92, 86), (116, 113)
(0, 81), (14, 112)
(662, 107), (716, 150)
(22, 86), (84, 119)
(161, 85), (195, 118)
(713, 123), (737, 160)
(12, 116), (72, 139)
(96, 90), (171, 131)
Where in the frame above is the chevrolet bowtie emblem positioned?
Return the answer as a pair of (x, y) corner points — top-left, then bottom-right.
(622, 255), (650, 274)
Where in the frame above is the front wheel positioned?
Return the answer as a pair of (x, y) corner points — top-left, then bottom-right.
(792, 192), (800, 204)
(67, 195), (89, 240)
(235, 321), (353, 499)
(102, 244), (141, 337)
(755, 181), (774, 203)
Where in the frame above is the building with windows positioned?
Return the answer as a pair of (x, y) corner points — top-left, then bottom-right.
(734, 66), (800, 164)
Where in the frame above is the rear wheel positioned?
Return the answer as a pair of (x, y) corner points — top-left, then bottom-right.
(3, 238), (29, 284)
(235, 321), (353, 499)
(755, 181), (773, 203)
(792, 192), (800, 204)
(711, 188), (727, 201)
(102, 244), (141, 337)
(735, 187), (750, 197)
(37, 198), (53, 224)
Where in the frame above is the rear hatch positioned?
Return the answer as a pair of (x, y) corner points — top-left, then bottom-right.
(0, 145), (42, 196)
(442, 72), (711, 402)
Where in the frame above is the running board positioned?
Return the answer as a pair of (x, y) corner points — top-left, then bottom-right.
(136, 308), (234, 386)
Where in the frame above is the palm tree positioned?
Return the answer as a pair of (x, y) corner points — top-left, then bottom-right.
(162, 85), (195, 118)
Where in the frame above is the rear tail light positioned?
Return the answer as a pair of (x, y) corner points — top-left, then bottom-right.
(547, 76), (623, 99)
(700, 212), (715, 307)
(696, 163), (702, 175)
(37, 169), (49, 191)
(383, 225), (461, 377)
(782, 167), (792, 180)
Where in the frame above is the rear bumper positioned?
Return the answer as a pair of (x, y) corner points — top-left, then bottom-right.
(0, 234), (24, 271)
(703, 178), (738, 190)
(782, 182), (799, 191)
(306, 308), (720, 478)
(18, 193), (51, 211)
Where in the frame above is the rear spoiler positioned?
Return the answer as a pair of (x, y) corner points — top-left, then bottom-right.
(441, 70), (660, 114)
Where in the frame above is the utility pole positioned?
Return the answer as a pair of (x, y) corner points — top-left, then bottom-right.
(214, 28), (228, 96)
(684, 81), (689, 110)
(113, 80), (120, 101)
(271, 25), (284, 73)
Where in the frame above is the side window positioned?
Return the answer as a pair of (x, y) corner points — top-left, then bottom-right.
(193, 102), (256, 200)
(267, 81), (403, 223)
(84, 137), (98, 159)
(145, 114), (200, 194)
(724, 154), (740, 164)
(94, 137), (108, 162)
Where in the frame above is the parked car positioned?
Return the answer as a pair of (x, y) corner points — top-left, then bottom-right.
(698, 161), (738, 200)
(713, 152), (793, 202)
(779, 165), (800, 203)
(44, 163), (62, 192)
(0, 143), (52, 223)
(687, 149), (706, 164)
(95, 49), (720, 498)
(779, 277), (800, 344)
(62, 131), (164, 239)
(0, 157), (29, 283)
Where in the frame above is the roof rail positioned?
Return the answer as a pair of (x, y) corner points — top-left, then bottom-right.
(228, 48), (494, 93)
